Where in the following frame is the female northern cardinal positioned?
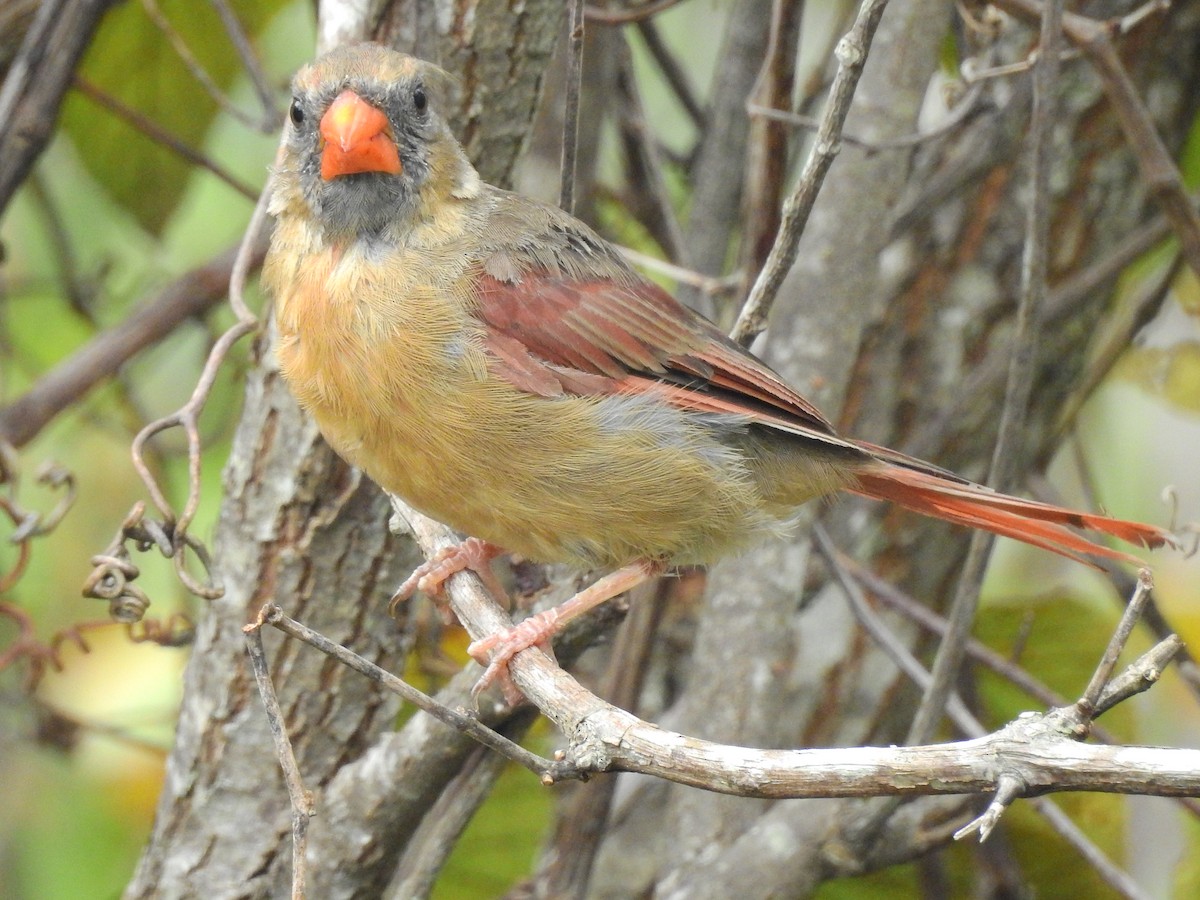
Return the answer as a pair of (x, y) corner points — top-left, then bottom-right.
(264, 43), (1170, 694)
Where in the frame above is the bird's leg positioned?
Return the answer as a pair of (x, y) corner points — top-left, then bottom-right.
(468, 558), (665, 699)
(389, 537), (508, 622)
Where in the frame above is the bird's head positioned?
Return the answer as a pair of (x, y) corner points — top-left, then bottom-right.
(272, 43), (479, 243)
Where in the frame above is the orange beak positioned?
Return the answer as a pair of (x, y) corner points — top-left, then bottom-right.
(319, 90), (403, 180)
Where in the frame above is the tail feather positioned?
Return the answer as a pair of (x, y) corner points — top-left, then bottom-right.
(852, 464), (1172, 567)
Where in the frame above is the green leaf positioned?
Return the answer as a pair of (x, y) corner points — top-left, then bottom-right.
(59, 0), (287, 233)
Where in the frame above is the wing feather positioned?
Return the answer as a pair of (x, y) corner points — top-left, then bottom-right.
(474, 271), (840, 441)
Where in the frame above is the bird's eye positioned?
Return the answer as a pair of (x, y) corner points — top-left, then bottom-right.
(289, 99), (305, 126)
(413, 86), (427, 113)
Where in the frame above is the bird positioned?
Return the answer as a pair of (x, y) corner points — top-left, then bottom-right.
(264, 42), (1171, 698)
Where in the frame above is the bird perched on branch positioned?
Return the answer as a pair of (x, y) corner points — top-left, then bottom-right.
(265, 43), (1170, 698)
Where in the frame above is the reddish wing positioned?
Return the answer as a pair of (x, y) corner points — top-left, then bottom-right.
(471, 269), (1173, 564)
(474, 270), (846, 443)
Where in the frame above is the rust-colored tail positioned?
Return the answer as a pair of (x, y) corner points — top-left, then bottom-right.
(851, 462), (1172, 566)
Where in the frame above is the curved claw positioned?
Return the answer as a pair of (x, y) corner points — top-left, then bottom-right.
(466, 559), (663, 702)
(468, 612), (560, 703)
(388, 537), (506, 618)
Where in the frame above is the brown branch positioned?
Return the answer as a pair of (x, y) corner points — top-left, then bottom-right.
(0, 236), (267, 449)
(209, 0), (279, 127)
(633, 18), (704, 130)
(244, 618), (314, 900)
(254, 604), (579, 782)
(613, 35), (686, 261)
(72, 77), (259, 200)
(747, 77), (988, 152)
(737, 0), (803, 298)
(139, 0), (275, 133)
(534, 577), (670, 898)
(0, 0), (117, 217)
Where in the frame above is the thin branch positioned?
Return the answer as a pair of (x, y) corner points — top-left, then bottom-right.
(535, 577), (670, 898)
(209, 0), (279, 127)
(1030, 799), (1152, 900)
(244, 618), (313, 900)
(139, 0), (273, 132)
(559, 0), (586, 213)
(0, 0), (115, 217)
(613, 244), (740, 295)
(1079, 569), (1154, 716)
(255, 605), (578, 783)
(906, 0), (1063, 746)
(72, 77), (259, 200)
(384, 745), (518, 899)
(747, 78), (987, 152)
(731, 0), (892, 345)
(0, 236), (267, 449)
(1095, 635), (1183, 717)
(904, 200), (1186, 462)
(613, 34), (687, 261)
(633, 18), (704, 130)
(737, 0), (803, 297)
(813, 525), (982, 735)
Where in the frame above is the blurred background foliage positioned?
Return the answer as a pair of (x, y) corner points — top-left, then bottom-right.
(0, 1), (1197, 898)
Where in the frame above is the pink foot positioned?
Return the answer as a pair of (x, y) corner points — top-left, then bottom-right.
(467, 610), (562, 704)
(466, 559), (664, 702)
(389, 538), (506, 620)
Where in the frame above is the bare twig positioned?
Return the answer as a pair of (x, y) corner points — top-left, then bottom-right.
(535, 576), (670, 898)
(384, 745), (519, 899)
(1079, 570), (1153, 715)
(0, 0), (115, 216)
(612, 245), (738, 296)
(906, 0), (1063, 746)
(814, 525), (980, 734)
(244, 615), (314, 900)
(1029, 799), (1151, 900)
(955, 773), (1023, 842)
(737, 0), (803, 297)
(747, 78), (986, 152)
(732, 0), (892, 345)
(256, 603), (583, 783)
(559, 0), (586, 213)
(139, 0), (274, 132)
(634, 18), (704, 130)
(613, 35), (687, 261)
(209, 0), (279, 127)
(904, 200), (1187, 462)
(1095, 635), (1183, 717)
(72, 77), (259, 200)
